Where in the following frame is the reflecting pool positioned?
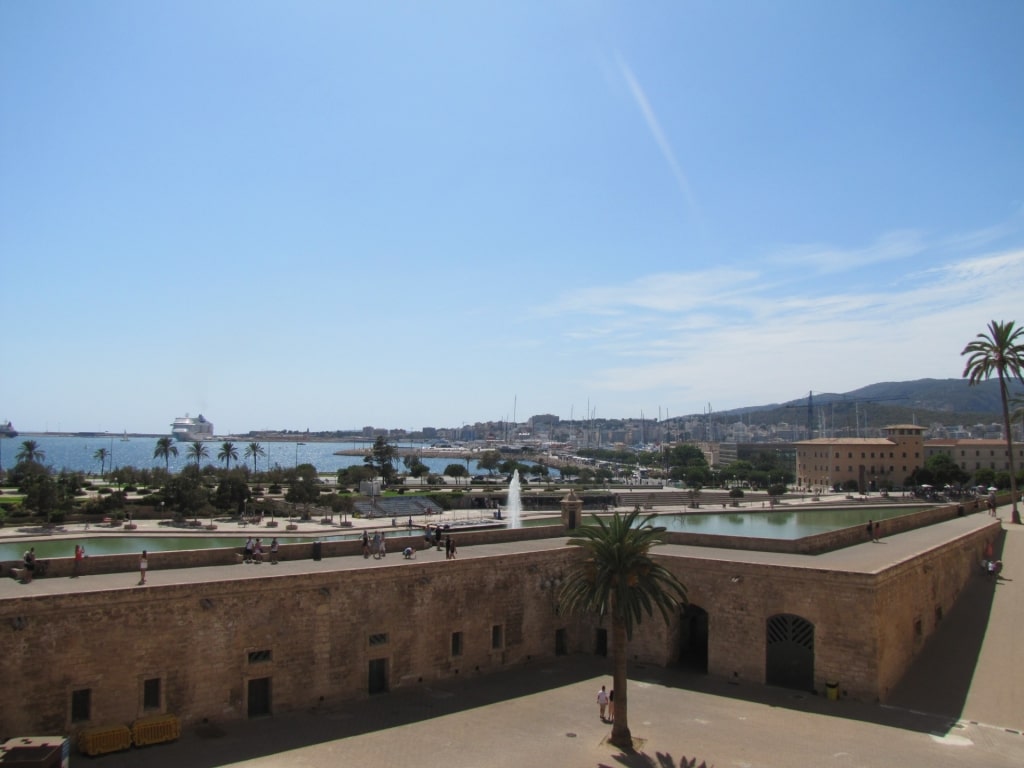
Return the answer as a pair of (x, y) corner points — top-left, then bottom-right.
(650, 505), (921, 540)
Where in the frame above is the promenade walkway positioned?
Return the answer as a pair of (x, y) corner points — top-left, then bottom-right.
(3, 504), (1023, 767)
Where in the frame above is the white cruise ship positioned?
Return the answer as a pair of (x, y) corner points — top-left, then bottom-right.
(170, 413), (214, 442)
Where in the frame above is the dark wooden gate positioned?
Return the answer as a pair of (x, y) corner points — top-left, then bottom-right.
(765, 614), (814, 691)
(368, 658), (389, 695)
(247, 677), (272, 717)
(678, 604), (709, 673)
(595, 627), (608, 657)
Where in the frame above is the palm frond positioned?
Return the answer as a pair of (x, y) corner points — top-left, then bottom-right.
(559, 508), (687, 639)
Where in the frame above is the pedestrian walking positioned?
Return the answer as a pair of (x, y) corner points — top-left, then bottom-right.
(139, 550), (148, 585)
(608, 688), (615, 722)
(270, 537), (279, 564)
(597, 685), (609, 720)
(72, 544), (84, 578)
(867, 520), (875, 542)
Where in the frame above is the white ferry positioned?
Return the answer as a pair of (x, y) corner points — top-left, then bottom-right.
(170, 413), (214, 442)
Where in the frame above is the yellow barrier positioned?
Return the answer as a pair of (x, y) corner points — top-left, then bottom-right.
(78, 724), (132, 756)
(131, 713), (181, 746)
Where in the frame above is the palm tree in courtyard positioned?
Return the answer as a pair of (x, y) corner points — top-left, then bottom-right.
(962, 320), (1024, 524)
(218, 441), (238, 471)
(558, 507), (688, 749)
(244, 442), (266, 474)
(153, 437), (179, 473)
(16, 440), (46, 464)
(93, 447), (108, 478)
(187, 441), (209, 470)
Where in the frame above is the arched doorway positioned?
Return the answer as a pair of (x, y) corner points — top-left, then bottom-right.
(678, 604), (709, 673)
(765, 613), (814, 691)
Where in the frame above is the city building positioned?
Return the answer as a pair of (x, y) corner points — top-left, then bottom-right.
(924, 439), (1024, 476)
(795, 424), (925, 491)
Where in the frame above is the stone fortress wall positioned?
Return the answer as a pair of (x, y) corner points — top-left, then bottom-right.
(0, 511), (1000, 738)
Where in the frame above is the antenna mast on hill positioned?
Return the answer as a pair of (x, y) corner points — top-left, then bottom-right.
(807, 391), (814, 439)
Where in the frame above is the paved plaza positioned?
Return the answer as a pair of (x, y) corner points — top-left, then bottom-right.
(3, 502), (1024, 767)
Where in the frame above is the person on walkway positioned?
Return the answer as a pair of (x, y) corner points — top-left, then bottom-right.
(362, 530), (370, 558)
(988, 490), (997, 516)
(445, 535), (453, 560)
(597, 685), (609, 720)
(72, 544), (84, 578)
(22, 547), (36, 583)
(874, 521), (881, 542)
(379, 531), (386, 558)
(139, 550), (148, 585)
(244, 537), (255, 563)
(253, 538), (264, 563)
(608, 688), (615, 722)
(270, 537), (279, 564)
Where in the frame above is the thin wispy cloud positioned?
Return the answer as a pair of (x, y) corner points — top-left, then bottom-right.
(769, 231), (926, 275)
(615, 51), (700, 219)
(542, 236), (1024, 409)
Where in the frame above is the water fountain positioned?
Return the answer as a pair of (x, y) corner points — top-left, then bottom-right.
(505, 469), (523, 529)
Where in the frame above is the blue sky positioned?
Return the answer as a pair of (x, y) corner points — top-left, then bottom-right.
(2, 1), (1022, 434)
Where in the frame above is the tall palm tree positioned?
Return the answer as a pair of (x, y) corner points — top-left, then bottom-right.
(244, 442), (266, 474)
(153, 437), (179, 473)
(558, 507), (688, 748)
(16, 440), (45, 464)
(187, 441), (209, 469)
(93, 447), (108, 478)
(218, 441), (238, 471)
(962, 319), (1024, 524)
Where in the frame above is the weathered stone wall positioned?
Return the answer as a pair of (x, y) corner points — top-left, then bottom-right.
(0, 548), (585, 737)
(870, 524), (995, 699)
(0, 518), (998, 737)
(638, 519), (996, 700)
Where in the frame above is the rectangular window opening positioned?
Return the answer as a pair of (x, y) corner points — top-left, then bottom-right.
(71, 688), (92, 723)
(143, 677), (161, 710)
(451, 631), (463, 657)
(248, 649), (273, 664)
(491, 624), (503, 650)
(369, 633), (389, 647)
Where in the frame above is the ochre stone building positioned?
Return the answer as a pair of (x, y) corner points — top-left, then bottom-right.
(795, 424), (925, 491)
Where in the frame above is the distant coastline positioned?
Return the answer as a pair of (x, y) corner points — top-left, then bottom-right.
(15, 432), (381, 444)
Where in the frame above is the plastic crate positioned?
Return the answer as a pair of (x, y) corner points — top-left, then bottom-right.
(77, 724), (131, 756)
(131, 714), (181, 747)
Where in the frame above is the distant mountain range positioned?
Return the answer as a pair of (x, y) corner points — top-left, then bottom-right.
(700, 378), (1024, 430)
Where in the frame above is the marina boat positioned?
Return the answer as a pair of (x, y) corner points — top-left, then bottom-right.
(0, 420), (17, 438)
(170, 413), (214, 442)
